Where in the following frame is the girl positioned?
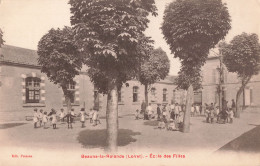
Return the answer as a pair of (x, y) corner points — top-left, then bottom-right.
(168, 119), (176, 131)
(42, 112), (48, 129)
(51, 109), (57, 129)
(33, 108), (38, 129)
(38, 109), (43, 127)
(158, 119), (166, 129)
(64, 112), (75, 129)
(92, 109), (101, 126)
(89, 108), (94, 123)
(78, 108), (88, 128)
(59, 108), (65, 123)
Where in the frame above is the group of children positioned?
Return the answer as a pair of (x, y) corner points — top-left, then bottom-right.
(33, 107), (101, 129)
(135, 103), (183, 131)
(204, 103), (234, 124)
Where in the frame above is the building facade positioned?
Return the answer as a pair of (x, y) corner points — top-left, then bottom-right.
(0, 45), (178, 121)
(200, 56), (260, 107)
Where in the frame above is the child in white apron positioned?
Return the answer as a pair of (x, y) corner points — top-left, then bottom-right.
(42, 112), (48, 129)
(59, 108), (65, 123)
(79, 108), (88, 128)
(51, 110), (57, 129)
(38, 109), (43, 127)
(33, 108), (38, 129)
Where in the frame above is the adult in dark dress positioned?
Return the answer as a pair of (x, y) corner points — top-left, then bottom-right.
(157, 104), (161, 120)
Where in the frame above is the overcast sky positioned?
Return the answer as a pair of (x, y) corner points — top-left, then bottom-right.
(0, 0), (259, 75)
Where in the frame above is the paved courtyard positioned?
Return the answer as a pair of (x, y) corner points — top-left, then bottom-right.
(0, 108), (260, 165)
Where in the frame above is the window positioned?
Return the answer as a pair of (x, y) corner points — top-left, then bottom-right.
(133, 86), (139, 102)
(163, 88), (167, 102)
(67, 81), (76, 103)
(118, 89), (122, 102)
(151, 87), (156, 102)
(26, 77), (41, 103)
(151, 88), (156, 96)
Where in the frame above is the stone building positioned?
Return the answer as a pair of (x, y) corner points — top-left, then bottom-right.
(200, 56), (260, 107)
(0, 45), (179, 121)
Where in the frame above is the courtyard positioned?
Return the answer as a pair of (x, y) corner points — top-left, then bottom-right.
(0, 108), (260, 166)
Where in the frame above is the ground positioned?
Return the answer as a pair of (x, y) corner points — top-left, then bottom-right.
(0, 108), (260, 166)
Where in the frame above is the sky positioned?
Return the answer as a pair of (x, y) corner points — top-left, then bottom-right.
(0, 0), (260, 75)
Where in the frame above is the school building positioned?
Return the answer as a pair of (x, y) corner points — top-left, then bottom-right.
(0, 45), (183, 121)
(198, 56), (260, 108)
(1, 45), (259, 121)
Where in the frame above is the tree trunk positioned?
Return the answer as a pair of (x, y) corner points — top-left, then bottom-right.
(182, 85), (193, 133)
(65, 96), (72, 113)
(106, 81), (118, 152)
(235, 77), (251, 118)
(144, 84), (148, 107)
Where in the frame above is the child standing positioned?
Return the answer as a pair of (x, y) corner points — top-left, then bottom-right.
(191, 104), (195, 117)
(229, 109), (234, 123)
(79, 108), (88, 128)
(42, 112), (48, 129)
(59, 108), (65, 122)
(64, 112), (75, 129)
(135, 109), (140, 120)
(92, 109), (101, 126)
(89, 108), (94, 123)
(33, 108), (38, 129)
(38, 109), (43, 127)
(51, 109), (57, 129)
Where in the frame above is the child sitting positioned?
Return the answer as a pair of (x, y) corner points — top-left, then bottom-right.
(158, 119), (166, 129)
(167, 119), (177, 131)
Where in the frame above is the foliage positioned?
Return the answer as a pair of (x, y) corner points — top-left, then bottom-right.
(220, 33), (260, 79)
(139, 47), (170, 86)
(161, 0), (231, 89)
(69, 0), (157, 93)
(37, 27), (83, 97)
(0, 28), (4, 47)
(220, 33), (260, 117)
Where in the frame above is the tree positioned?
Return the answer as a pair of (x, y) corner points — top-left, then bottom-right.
(220, 33), (260, 118)
(0, 28), (4, 47)
(37, 27), (83, 112)
(161, 0), (231, 132)
(69, 0), (157, 152)
(139, 47), (170, 106)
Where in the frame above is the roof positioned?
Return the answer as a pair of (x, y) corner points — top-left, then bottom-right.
(0, 45), (177, 84)
(0, 45), (39, 66)
(157, 75), (177, 84)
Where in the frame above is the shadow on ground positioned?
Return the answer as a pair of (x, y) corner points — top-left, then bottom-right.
(143, 120), (159, 126)
(78, 129), (141, 149)
(0, 123), (27, 129)
(217, 125), (260, 153)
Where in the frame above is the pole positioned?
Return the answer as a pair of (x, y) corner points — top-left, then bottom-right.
(219, 55), (223, 111)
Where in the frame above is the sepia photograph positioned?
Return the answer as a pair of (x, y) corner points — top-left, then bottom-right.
(0, 0), (260, 165)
